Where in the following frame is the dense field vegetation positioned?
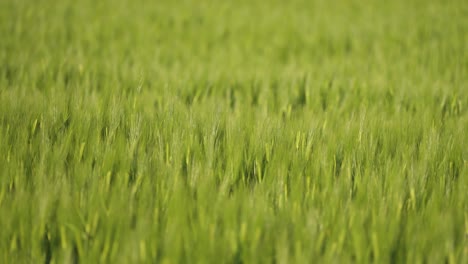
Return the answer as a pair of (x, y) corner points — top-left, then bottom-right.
(1, 0), (467, 262)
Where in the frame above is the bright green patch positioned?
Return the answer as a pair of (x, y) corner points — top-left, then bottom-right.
(0, 0), (467, 263)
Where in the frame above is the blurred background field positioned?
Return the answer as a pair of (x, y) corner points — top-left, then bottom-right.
(0, 0), (467, 263)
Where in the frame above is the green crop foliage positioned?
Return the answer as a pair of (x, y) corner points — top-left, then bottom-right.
(0, 0), (467, 263)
